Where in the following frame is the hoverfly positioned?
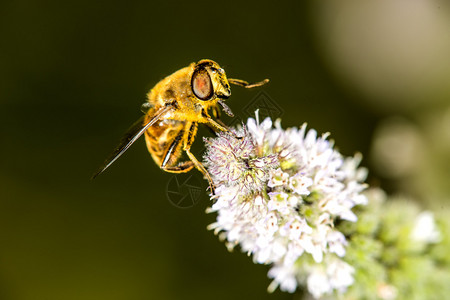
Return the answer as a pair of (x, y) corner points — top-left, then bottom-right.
(93, 59), (268, 193)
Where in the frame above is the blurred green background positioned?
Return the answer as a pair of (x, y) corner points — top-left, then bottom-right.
(1, 0), (449, 299)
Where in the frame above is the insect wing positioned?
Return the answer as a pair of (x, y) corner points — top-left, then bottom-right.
(92, 105), (172, 178)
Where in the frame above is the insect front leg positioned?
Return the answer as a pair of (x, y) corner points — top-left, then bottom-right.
(204, 114), (242, 140)
(211, 105), (221, 119)
(205, 106), (233, 136)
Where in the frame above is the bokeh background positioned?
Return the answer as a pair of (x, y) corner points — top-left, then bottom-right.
(1, 0), (449, 299)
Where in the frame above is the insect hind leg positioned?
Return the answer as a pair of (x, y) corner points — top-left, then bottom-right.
(161, 161), (195, 173)
(159, 129), (195, 173)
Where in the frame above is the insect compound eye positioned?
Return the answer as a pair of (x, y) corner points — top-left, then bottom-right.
(192, 69), (214, 100)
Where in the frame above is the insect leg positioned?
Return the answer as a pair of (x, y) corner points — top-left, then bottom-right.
(228, 78), (269, 88)
(204, 114), (243, 140)
(183, 122), (216, 194)
(211, 105), (221, 119)
(204, 115), (229, 133)
(160, 129), (195, 173)
(205, 106), (233, 135)
(205, 118), (233, 136)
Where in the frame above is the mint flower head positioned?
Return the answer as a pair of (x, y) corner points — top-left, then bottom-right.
(203, 125), (279, 196)
(203, 112), (368, 298)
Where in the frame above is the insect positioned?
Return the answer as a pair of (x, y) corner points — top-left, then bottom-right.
(93, 59), (269, 193)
